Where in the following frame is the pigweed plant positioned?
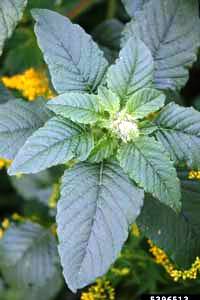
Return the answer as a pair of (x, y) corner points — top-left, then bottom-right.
(1, 0), (200, 297)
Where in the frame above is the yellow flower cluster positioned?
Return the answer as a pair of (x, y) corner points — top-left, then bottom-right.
(188, 170), (200, 180)
(48, 183), (60, 208)
(131, 223), (140, 237)
(0, 158), (12, 170)
(1, 68), (54, 101)
(111, 267), (130, 276)
(0, 218), (10, 239)
(148, 240), (200, 281)
(81, 279), (115, 300)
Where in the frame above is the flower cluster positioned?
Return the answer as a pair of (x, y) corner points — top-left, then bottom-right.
(1, 68), (54, 101)
(0, 158), (12, 170)
(48, 183), (60, 208)
(110, 111), (139, 143)
(0, 218), (10, 239)
(188, 170), (200, 180)
(81, 279), (115, 300)
(148, 240), (200, 281)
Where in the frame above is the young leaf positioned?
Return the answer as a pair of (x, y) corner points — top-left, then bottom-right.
(0, 99), (52, 160)
(97, 86), (120, 114)
(88, 136), (117, 163)
(107, 36), (153, 101)
(0, 222), (61, 287)
(126, 88), (165, 119)
(122, 0), (200, 91)
(32, 9), (108, 94)
(0, 0), (27, 56)
(57, 161), (144, 292)
(9, 116), (94, 175)
(47, 92), (103, 124)
(118, 136), (181, 211)
(155, 102), (200, 169)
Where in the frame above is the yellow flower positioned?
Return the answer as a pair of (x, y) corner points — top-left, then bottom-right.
(81, 279), (115, 300)
(148, 240), (200, 281)
(188, 170), (200, 180)
(48, 183), (60, 208)
(131, 223), (140, 237)
(0, 218), (11, 239)
(2, 68), (54, 101)
(111, 267), (130, 276)
(0, 158), (12, 170)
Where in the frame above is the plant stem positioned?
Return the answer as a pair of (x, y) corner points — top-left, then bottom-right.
(107, 0), (117, 19)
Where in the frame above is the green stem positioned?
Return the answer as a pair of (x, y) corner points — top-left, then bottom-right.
(107, 0), (116, 19)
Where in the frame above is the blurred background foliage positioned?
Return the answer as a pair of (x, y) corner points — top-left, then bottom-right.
(1, 0), (200, 299)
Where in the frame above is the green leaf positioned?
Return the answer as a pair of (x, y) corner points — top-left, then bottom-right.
(126, 88), (165, 119)
(107, 36), (153, 101)
(92, 19), (124, 63)
(48, 92), (103, 124)
(3, 28), (43, 74)
(0, 99), (52, 160)
(0, 0), (27, 56)
(138, 169), (200, 268)
(118, 136), (181, 211)
(121, 0), (149, 17)
(32, 9), (108, 94)
(57, 161), (144, 291)
(122, 0), (200, 91)
(88, 137), (117, 163)
(0, 221), (61, 288)
(10, 170), (53, 205)
(97, 86), (120, 114)
(155, 102), (200, 169)
(9, 116), (94, 175)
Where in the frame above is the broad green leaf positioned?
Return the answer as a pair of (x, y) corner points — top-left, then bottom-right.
(126, 88), (165, 119)
(118, 136), (181, 211)
(0, 0), (27, 56)
(92, 19), (124, 63)
(155, 102), (200, 169)
(122, 0), (200, 91)
(0, 222), (61, 288)
(93, 19), (123, 52)
(10, 170), (53, 205)
(3, 28), (43, 74)
(57, 161), (144, 291)
(97, 86), (120, 114)
(9, 116), (94, 175)
(138, 169), (200, 268)
(32, 9), (108, 94)
(0, 273), (63, 300)
(48, 92), (103, 124)
(107, 36), (153, 101)
(121, 0), (149, 17)
(0, 99), (52, 160)
(88, 137), (117, 163)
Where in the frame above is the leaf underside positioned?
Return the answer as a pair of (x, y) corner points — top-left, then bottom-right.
(9, 116), (94, 175)
(32, 9), (108, 94)
(57, 161), (144, 291)
(122, 0), (200, 91)
(118, 136), (181, 211)
(155, 102), (200, 169)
